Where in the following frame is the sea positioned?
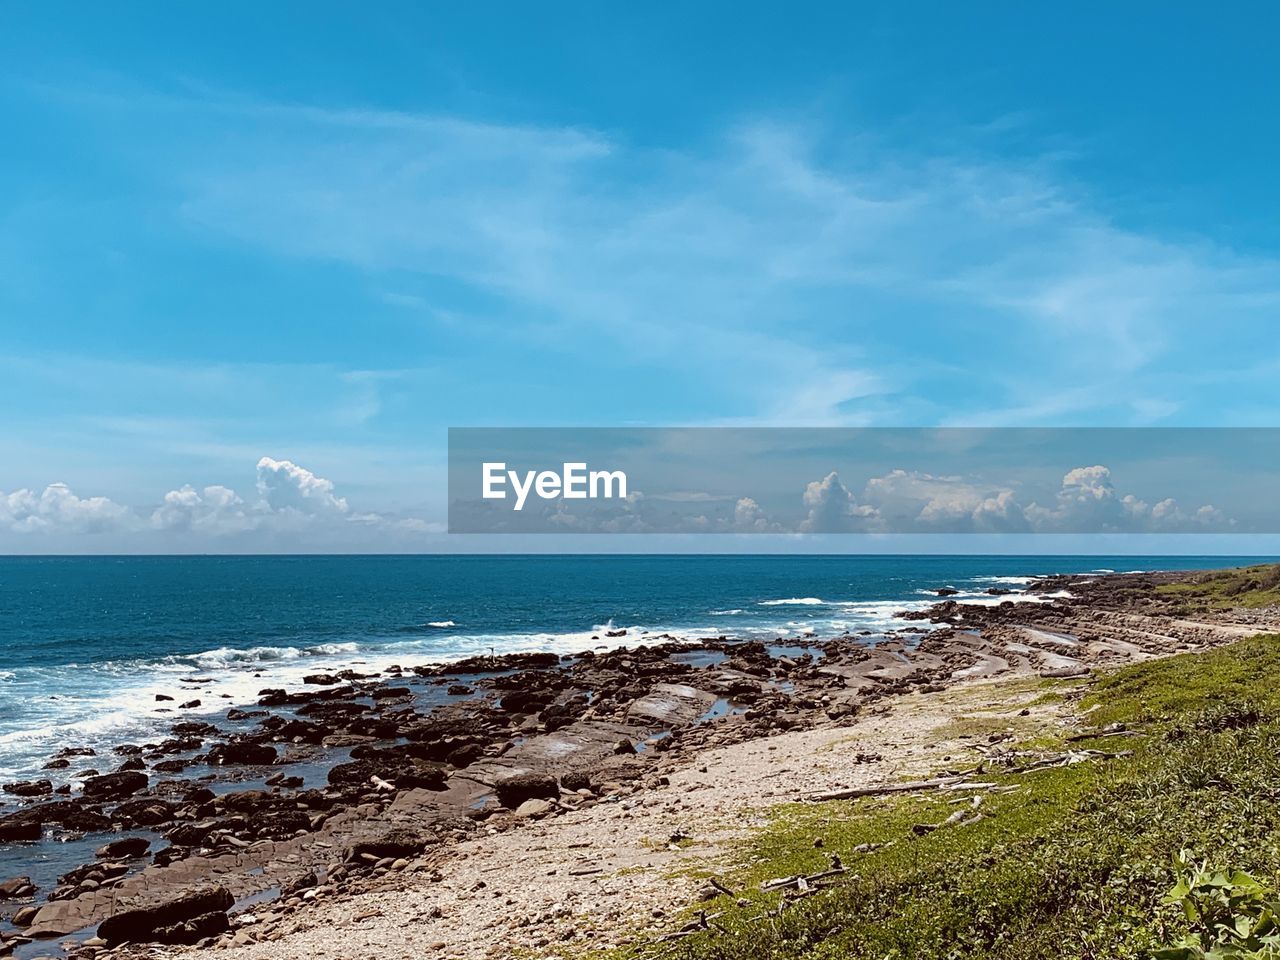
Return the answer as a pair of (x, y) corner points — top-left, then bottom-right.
(0, 554), (1270, 784)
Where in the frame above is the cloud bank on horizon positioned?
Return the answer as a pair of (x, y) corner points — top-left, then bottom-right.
(0, 458), (1234, 548)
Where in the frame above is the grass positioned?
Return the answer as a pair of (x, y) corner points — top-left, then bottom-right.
(616, 635), (1280, 960)
(1156, 564), (1280, 610)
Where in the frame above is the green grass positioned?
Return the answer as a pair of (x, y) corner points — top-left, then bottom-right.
(1155, 564), (1280, 610)
(617, 635), (1280, 960)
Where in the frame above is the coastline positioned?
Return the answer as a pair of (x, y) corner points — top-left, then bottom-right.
(1, 564), (1277, 958)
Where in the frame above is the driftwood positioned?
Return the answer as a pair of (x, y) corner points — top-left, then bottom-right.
(810, 748), (1131, 801)
(760, 865), (848, 892)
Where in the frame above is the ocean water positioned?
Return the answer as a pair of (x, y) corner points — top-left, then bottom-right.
(0, 554), (1268, 782)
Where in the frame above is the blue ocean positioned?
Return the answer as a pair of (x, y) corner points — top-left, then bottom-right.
(0, 554), (1268, 782)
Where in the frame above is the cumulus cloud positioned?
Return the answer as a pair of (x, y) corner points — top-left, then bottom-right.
(255, 457), (349, 515)
(151, 485), (254, 534)
(861, 470), (1031, 533)
(0, 456), (440, 546)
(800, 472), (881, 533)
(0, 483), (134, 534)
(805, 464), (1232, 534)
(1026, 465), (1228, 533)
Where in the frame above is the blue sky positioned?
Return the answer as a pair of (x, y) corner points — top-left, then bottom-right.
(3, 3), (1280, 552)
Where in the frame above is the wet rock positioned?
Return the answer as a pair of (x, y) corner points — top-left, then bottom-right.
(2, 780), (52, 798)
(82, 771), (147, 801)
(0, 818), (41, 842)
(205, 741), (277, 766)
(111, 797), (176, 827)
(95, 837), (150, 859)
(0, 876), (35, 899)
(97, 886), (234, 946)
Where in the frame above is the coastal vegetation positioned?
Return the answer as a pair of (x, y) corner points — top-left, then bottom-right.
(626, 633), (1280, 960)
(1156, 563), (1280, 610)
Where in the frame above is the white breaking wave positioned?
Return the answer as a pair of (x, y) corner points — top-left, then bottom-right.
(758, 597), (826, 606)
(709, 609), (744, 616)
(427, 621), (456, 628)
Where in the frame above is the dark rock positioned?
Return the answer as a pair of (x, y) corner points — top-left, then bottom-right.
(494, 772), (558, 808)
(42, 759), (71, 770)
(82, 771), (147, 801)
(205, 741), (277, 766)
(2, 780), (52, 797)
(345, 828), (430, 862)
(96, 837), (151, 859)
(97, 886), (234, 946)
(280, 871), (319, 896)
(156, 694), (174, 702)
(111, 797), (176, 827)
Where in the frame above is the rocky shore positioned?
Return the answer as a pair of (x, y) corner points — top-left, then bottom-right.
(1, 566), (1276, 959)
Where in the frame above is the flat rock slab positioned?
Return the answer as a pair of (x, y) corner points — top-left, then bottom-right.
(626, 684), (718, 727)
(460, 720), (648, 788)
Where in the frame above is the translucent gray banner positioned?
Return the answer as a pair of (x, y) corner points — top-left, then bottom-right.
(447, 428), (1278, 534)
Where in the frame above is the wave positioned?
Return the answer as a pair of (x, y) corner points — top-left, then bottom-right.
(758, 597), (826, 606)
(709, 609), (744, 616)
(427, 621), (456, 628)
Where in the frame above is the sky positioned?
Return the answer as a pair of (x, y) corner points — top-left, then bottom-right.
(2, 2), (1280, 553)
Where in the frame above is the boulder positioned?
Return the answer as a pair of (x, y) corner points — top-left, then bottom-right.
(0, 818), (41, 842)
(205, 741), (277, 766)
(2, 779), (52, 797)
(82, 771), (147, 801)
(494, 772), (558, 808)
(97, 886), (234, 946)
(344, 828), (431, 863)
(95, 837), (150, 859)
(0, 875), (36, 898)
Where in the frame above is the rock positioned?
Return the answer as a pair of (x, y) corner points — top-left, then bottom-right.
(12, 904), (39, 926)
(514, 798), (554, 818)
(280, 871), (319, 897)
(206, 741), (277, 766)
(0, 875), (36, 898)
(97, 886), (234, 946)
(344, 828), (431, 863)
(82, 771), (147, 801)
(179, 699), (201, 709)
(95, 837), (150, 859)
(446, 684), (473, 696)
(0, 818), (41, 842)
(2, 780), (52, 797)
(494, 772), (558, 808)
(111, 797), (176, 827)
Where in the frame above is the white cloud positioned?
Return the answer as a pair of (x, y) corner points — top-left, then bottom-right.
(255, 457), (349, 515)
(799, 472), (881, 533)
(151, 484), (254, 534)
(1026, 465), (1229, 533)
(0, 483), (134, 534)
